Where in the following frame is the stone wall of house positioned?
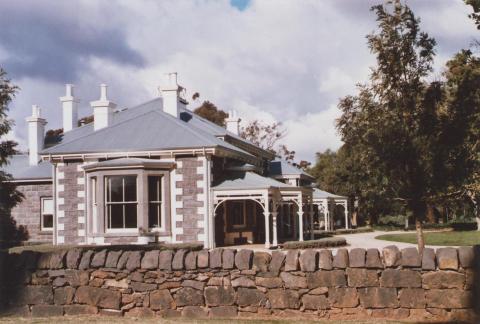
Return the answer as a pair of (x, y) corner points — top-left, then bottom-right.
(0, 246), (478, 321)
(11, 182), (53, 243)
(57, 162), (86, 245)
(174, 157), (205, 244)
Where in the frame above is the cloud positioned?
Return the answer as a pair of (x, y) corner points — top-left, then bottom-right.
(1, 0), (478, 163)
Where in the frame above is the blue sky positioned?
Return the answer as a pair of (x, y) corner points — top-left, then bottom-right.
(0, 0), (478, 162)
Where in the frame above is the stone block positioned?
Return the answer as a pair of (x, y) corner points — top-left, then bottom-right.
(299, 249), (317, 272)
(158, 250), (173, 270)
(328, 287), (359, 308)
(104, 251), (122, 268)
(301, 294), (329, 310)
(399, 288), (425, 308)
(346, 268), (379, 287)
(182, 306), (208, 318)
(401, 248), (421, 268)
(436, 248), (458, 270)
(37, 252), (51, 269)
(349, 248), (366, 268)
(182, 279), (205, 290)
(54, 286), (75, 305)
(64, 305), (98, 315)
(268, 289), (300, 309)
(174, 287), (204, 306)
(172, 249), (187, 270)
(235, 249), (253, 270)
(366, 249), (383, 269)
(197, 250), (209, 268)
(65, 269), (89, 287)
(252, 252), (271, 272)
(126, 251), (142, 271)
(422, 271), (465, 289)
(269, 251), (286, 274)
(78, 250), (94, 270)
(141, 250), (159, 270)
(421, 248), (436, 270)
(318, 250), (333, 270)
(382, 246), (400, 267)
(380, 269), (421, 288)
(66, 249), (82, 269)
(333, 248), (349, 269)
(280, 272), (307, 289)
(117, 251), (130, 270)
(425, 289), (471, 309)
(209, 249), (223, 268)
(231, 276), (255, 288)
(209, 306), (237, 318)
(125, 307), (155, 318)
(75, 286), (121, 309)
(222, 249), (235, 269)
(204, 286), (236, 306)
(458, 246), (474, 268)
(309, 287), (328, 295)
(131, 281), (157, 292)
(255, 276), (283, 288)
(12, 285), (54, 305)
(31, 305), (63, 317)
(185, 251), (197, 270)
(90, 249), (107, 268)
(237, 288), (266, 307)
(285, 250), (299, 271)
(307, 270), (347, 288)
(358, 287), (398, 308)
(49, 251), (67, 269)
(150, 290), (175, 310)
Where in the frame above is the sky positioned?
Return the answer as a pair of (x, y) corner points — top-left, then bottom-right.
(0, 0), (478, 163)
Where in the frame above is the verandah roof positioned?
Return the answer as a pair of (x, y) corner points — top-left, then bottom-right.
(212, 171), (294, 191)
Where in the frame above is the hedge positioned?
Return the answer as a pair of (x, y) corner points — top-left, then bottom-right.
(281, 237), (347, 249)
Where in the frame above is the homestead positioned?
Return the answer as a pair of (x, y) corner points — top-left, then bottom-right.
(6, 74), (351, 248)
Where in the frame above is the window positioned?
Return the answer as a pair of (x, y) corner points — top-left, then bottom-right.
(105, 175), (137, 229)
(41, 197), (53, 231)
(148, 176), (163, 229)
(228, 201), (246, 228)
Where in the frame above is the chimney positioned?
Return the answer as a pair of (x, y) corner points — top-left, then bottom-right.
(159, 73), (187, 118)
(90, 84), (116, 131)
(26, 105), (47, 166)
(59, 84), (78, 132)
(225, 110), (241, 135)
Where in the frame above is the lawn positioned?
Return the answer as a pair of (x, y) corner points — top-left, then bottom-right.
(375, 230), (480, 246)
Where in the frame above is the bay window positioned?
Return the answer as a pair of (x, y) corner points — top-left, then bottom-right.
(148, 176), (163, 229)
(105, 175), (137, 229)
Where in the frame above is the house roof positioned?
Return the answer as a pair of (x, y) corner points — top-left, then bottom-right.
(41, 98), (260, 159)
(3, 155), (52, 181)
(313, 188), (347, 200)
(83, 158), (175, 171)
(213, 171), (294, 190)
(269, 159), (314, 179)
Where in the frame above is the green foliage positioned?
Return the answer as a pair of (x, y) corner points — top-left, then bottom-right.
(193, 101), (228, 126)
(0, 68), (26, 248)
(375, 230), (480, 246)
(466, 0), (480, 29)
(282, 237), (346, 249)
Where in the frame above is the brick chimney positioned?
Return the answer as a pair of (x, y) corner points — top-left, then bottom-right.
(59, 84), (78, 132)
(26, 105), (47, 165)
(91, 84), (116, 131)
(159, 73), (187, 118)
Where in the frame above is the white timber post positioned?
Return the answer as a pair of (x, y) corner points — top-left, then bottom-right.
(309, 199), (314, 240)
(298, 193), (304, 241)
(272, 199), (278, 247)
(344, 201), (349, 229)
(263, 193), (270, 249)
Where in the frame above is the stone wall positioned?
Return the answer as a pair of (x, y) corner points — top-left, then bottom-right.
(0, 246), (478, 322)
(11, 182), (53, 243)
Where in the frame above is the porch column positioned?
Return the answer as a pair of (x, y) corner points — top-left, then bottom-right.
(264, 197), (270, 249)
(298, 206), (304, 242)
(309, 201), (314, 240)
(323, 202), (328, 231)
(344, 202), (349, 229)
(272, 211), (278, 247)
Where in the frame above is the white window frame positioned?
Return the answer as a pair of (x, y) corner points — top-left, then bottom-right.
(148, 175), (165, 231)
(229, 200), (247, 229)
(40, 197), (54, 231)
(105, 175), (138, 233)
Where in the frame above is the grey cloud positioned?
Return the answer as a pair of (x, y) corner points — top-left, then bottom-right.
(0, 1), (144, 82)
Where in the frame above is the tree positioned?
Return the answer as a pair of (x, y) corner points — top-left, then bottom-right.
(336, 0), (441, 251)
(240, 120), (286, 151)
(0, 68), (27, 247)
(193, 101), (228, 126)
(465, 0), (480, 29)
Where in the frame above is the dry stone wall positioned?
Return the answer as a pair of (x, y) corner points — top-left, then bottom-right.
(0, 246), (478, 322)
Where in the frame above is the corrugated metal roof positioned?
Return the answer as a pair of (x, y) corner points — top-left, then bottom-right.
(313, 188), (347, 199)
(269, 159), (314, 178)
(83, 158), (174, 170)
(3, 155), (52, 180)
(213, 171), (293, 190)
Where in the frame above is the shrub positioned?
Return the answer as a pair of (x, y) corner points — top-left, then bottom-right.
(282, 237), (347, 249)
(334, 227), (373, 235)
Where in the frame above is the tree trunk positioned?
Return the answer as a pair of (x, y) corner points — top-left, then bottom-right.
(415, 219), (425, 253)
(426, 203), (435, 223)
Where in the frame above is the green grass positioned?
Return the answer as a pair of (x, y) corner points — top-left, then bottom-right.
(375, 230), (480, 246)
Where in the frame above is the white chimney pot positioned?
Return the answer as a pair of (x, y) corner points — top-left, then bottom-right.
(59, 83), (78, 132)
(90, 84), (116, 131)
(26, 105), (47, 166)
(159, 73), (187, 118)
(225, 110), (241, 135)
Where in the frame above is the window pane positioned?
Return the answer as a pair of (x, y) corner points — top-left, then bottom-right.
(109, 204), (124, 228)
(42, 198), (53, 214)
(148, 176), (161, 201)
(149, 203), (161, 228)
(125, 204), (137, 228)
(228, 201), (244, 226)
(108, 176), (123, 202)
(124, 176), (137, 202)
(43, 214), (53, 229)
